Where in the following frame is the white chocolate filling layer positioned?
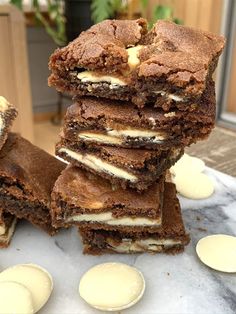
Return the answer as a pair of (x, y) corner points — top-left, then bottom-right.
(0, 224), (6, 236)
(77, 71), (127, 86)
(0, 218), (17, 243)
(108, 238), (182, 253)
(0, 96), (9, 111)
(59, 148), (137, 182)
(68, 212), (161, 226)
(79, 133), (123, 145)
(79, 128), (166, 145)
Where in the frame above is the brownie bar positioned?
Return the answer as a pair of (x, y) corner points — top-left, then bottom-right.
(56, 138), (183, 191)
(0, 212), (17, 248)
(51, 166), (164, 231)
(0, 97), (18, 151)
(79, 182), (190, 254)
(63, 83), (215, 150)
(49, 19), (225, 109)
(0, 133), (65, 235)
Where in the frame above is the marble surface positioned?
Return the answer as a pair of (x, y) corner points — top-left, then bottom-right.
(0, 167), (236, 314)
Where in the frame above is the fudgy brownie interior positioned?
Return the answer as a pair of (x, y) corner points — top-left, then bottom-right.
(79, 182), (190, 254)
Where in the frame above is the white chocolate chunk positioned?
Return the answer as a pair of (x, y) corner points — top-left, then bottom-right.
(77, 71), (127, 86)
(154, 90), (186, 102)
(196, 235), (236, 272)
(0, 224), (5, 236)
(59, 148), (137, 182)
(68, 212), (161, 226)
(108, 238), (181, 253)
(79, 263), (145, 311)
(0, 96), (9, 111)
(173, 172), (214, 199)
(126, 45), (142, 69)
(0, 281), (34, 314)
(170, 153), (205, 175)
(0, 264), (53, 313)
(0, 116), (4, 132)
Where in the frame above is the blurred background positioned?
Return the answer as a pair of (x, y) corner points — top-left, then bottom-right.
(0, 0), (235, 174)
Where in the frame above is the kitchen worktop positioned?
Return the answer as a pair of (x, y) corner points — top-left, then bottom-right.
(0, 167), (236, 314)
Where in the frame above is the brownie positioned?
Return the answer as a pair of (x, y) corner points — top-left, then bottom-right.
(51, 166), (164, 232)
(79, 182), (190, 254)
(62, 82), (215, 150)
(0, 97), (18, 151)
(0, 133), (65, 235)
(48, 19), (225, 109)
(56, 138), (183, 191)
(0, 211), (17, 248)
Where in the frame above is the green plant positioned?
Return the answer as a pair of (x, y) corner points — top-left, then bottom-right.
(91, 0), (125, 24)
(10, 0), (66, 46)
(91, 0), (183, 27)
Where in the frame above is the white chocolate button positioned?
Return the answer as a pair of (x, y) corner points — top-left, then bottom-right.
(170, 153), (205, 175)
(0, 264), (53, 313)
(173, 172), (214, 199)
(0, 281), (34, 314)
(79, 262), (145, 311)
(196, 235), (236, 272)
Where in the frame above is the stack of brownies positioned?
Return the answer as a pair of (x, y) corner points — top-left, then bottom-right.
(49, 19), (225, 254)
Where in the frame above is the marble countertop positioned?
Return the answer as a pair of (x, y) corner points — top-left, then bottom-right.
(0, 167), (236, 314)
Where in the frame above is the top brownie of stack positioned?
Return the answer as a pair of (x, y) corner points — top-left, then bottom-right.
(49, 19), (225, 110)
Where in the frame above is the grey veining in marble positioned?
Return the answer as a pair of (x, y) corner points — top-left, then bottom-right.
(0, 167), (236, 314)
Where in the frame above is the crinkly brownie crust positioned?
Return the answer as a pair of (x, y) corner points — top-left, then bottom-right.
(49, 19), (225, 108)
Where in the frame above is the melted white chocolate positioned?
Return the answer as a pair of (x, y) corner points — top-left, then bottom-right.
(0, 96), (9, 111)
(59, 148), (137, 182)
(127, 45), (142, 69)
(108, 238), (182, 253)
(68, 212), (161, 226)
(77, 71), (127, 86)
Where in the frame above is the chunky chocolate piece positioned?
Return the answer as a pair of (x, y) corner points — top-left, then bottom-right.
(0, 97), (18, 151)
(56, 138), (183, 191)
(0, 133), (65, 235)
(0, 211), (17, 248)
(79, 182), (190, 254)
(62, 83), (215, 150)
(49, 19), (225, 109)
(51, 166), (164, 231)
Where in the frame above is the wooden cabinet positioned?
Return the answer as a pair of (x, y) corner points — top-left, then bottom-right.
(0, 5), (34, 142)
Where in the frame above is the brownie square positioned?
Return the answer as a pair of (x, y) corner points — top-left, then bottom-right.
(0, 133), (65, 235)
(51, 166), (164, 232)
(56, 138), (183, 191)
(79, 182), (190, 254)
(62, 82), (215, 150)
(0, 97), (18, 151)
(49, 19), (225, 109)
